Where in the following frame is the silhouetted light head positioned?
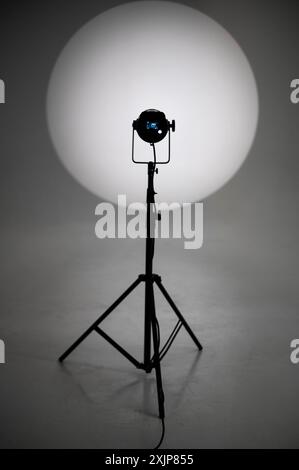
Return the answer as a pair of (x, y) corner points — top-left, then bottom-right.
(133, 109), (174, 144)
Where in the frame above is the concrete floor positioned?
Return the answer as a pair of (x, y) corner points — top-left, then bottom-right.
(0, 219), (298, 449)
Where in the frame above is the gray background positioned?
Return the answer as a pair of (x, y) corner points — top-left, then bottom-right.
(0, 0), (298, 448)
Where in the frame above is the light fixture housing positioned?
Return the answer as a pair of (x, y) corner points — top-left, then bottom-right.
(133, 109), (175, 144)
(132, 109), (175, 165)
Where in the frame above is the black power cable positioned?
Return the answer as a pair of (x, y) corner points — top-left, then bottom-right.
(150, 143), (165, 449)
(154, 418), (165, 450)
(151, 142), (157, 261)
(150, 143), (183, 364)
(159, 320), (182, 362)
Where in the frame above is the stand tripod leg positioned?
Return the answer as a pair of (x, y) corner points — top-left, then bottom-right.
(155, 279), (203, 351)
(59, 278), (142, 362)
(150, 289), (165, 420)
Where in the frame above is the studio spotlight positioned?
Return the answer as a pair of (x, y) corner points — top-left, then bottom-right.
(132, 109), (175, 165)
(133, 109), (175, 144)
(59, 109), (202, 448)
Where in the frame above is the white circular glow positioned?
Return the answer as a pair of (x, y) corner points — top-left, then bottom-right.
(47, 1), (258, 206)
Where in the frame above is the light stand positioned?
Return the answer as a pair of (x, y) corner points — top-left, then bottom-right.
(58, 110), (202, 429)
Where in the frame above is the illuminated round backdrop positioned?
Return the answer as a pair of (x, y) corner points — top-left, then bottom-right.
(47, 1), (259, 206)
